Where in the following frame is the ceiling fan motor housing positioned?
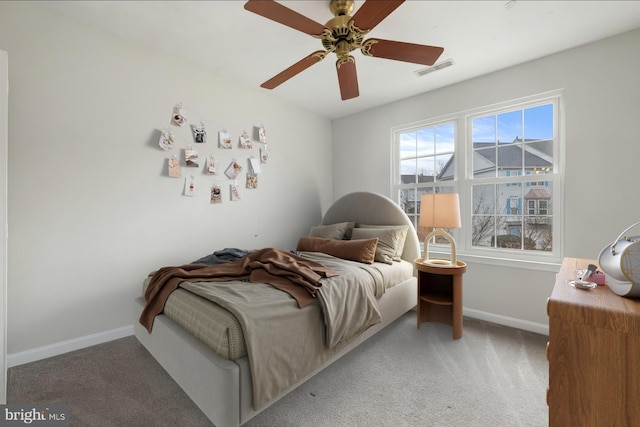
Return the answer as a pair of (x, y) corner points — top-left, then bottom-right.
(321, 10), (369, 60)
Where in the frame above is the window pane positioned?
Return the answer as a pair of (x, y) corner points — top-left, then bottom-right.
(473, 147), (496, 178)
(497, 144), (522, 174)
(417, 157), (435, 180)
(524, 218), (552, 251)
(472, 184), (495, 247)
(524, 182), (552, 216)
(496, 214), (522, 249)
(399, 132), (417, 160)
(435, 153), (453, 180)
(524, 140), (553, 173)
(400, 158), (416, 183)
(435, 123), (455, 154)
(497, 110), (522, 144)
(472, 116), (495, 143)
(524, 181), (553, 217)
(417, 128), (434, 157)
(498, 182), (521, 215)
(399, 188), (417, 218)
(472, 214), (495, 247)
(472, 184), (495, 215)
(524, 104), (553, 141)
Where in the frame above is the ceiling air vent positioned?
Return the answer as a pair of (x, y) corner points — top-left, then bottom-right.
(414, 58), (455, 77)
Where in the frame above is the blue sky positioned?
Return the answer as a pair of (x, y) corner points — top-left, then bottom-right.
(399, 103), (553, 176)
(474, 103), (553, 143)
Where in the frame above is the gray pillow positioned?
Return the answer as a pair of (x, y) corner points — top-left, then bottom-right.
(357, 224), (409, 261)
(351, 227), (407, 264)
(309, 222), (351, 240)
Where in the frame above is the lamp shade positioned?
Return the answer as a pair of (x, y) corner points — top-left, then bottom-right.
(419, 193), (461, 229)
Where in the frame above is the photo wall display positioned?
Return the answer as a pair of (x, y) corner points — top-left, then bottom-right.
(156, 102), (271, 203)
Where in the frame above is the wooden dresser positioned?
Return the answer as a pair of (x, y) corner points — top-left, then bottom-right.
(547, 257), (640, 426)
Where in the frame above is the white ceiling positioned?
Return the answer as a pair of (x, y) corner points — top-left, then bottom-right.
(42, 1), (640, 119)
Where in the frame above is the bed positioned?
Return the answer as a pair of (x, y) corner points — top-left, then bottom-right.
(133, 191), (420, 427)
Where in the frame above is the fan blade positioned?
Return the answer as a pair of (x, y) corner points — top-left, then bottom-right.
(351, 0), (404, 31)
(261, 51), (326, 89)
(364, 38), (444, 66)
(244, 0), (327, 36)
(336, 57), (359, 100)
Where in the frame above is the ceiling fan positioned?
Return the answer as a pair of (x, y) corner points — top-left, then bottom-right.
(244, 0), (444, 100)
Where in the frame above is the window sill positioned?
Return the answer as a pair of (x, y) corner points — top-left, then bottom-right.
(426, 249), (561, 272)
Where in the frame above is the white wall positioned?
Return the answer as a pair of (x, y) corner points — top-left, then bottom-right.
(332, 28), (640, 332)
(0, 3), (333, 357)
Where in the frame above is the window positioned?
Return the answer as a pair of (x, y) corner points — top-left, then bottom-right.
(395, 122), (456, 243)
(393, 92), (563, 264)
(509, 197), (520, 215)
(470, 101), (558, 255)
(538, 200), (549, 215)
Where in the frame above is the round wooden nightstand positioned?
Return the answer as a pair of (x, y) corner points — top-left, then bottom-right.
(415, 258), (467, 339)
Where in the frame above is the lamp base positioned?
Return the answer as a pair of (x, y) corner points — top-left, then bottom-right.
(422, 258), (456, 267)
(423, 228), (457, 267)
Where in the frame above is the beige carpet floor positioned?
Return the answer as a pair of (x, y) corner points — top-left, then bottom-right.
(8, 312), (549, 427)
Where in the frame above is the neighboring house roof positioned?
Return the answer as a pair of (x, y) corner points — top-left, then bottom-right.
(437, 138), (553, 181)
(524, 188), (551, 199)
(473, 142), (551, 168)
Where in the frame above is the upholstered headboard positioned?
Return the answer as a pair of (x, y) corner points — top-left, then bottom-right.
(321, 192), (420, 263)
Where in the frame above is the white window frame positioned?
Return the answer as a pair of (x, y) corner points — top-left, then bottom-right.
(391, 115), (460, 244)
(392, 90), (564, 270)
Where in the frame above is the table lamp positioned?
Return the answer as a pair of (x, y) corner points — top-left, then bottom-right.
(419, 193), (461, 266)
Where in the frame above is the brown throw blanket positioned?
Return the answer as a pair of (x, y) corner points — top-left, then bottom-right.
(139, 247), (339, 332)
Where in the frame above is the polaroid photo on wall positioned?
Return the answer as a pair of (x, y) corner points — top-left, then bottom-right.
(260, 146), (269, 164)
(184, 175), (197, 197)
(210, 185), (222, 204)
(191, 122), (207, 143)
(185, 148), (199, 167)
(249, 156), (261, 173)
(258, 126), (267, 144)
(158, 127), (174, 151)
(171, 103), (187, 127)
(230, 183), (241, 201)
(168, 157), (181, 178)
(246, 172), (258, 189)
(239, 131), (252, 149)
(206, 156), (218, 175)
(224, 160), (242, 180)
(219, 131), (232, 149)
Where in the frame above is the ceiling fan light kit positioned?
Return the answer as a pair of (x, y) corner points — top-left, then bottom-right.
(244, 0), (444, 100)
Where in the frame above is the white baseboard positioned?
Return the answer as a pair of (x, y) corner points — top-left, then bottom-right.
(464, 308), (549, 336)
(7, 325), (134, 368)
